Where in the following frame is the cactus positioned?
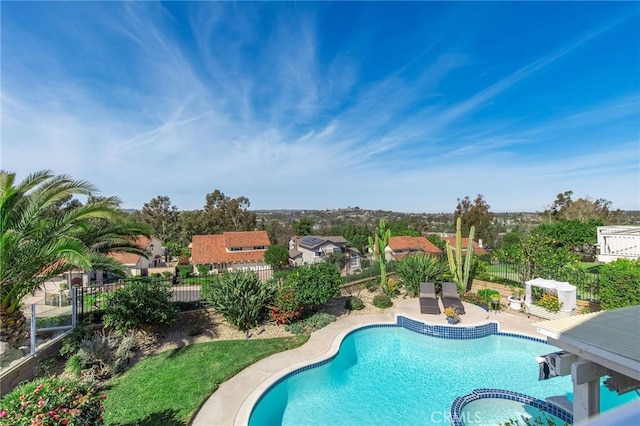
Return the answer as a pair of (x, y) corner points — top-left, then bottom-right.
(368, 219), (391, 293)
(445, 217), (476, 291)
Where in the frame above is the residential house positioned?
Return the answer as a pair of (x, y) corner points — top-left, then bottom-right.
(191, 230), (271, 276)
(596, 225), (640, 263)
(441, 236), (487, 255)
(86, 235), (165, 282)
(289, 235), (362, 274)
(387, 236), (442, 260)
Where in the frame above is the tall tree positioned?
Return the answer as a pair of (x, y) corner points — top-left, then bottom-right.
(0, 170), (150, 348)
(203, 189), (257, 233)
(264, 220), (291, 247)
(454, 194), (495, 247)
(291, 217), (314, 236)
(136, 195), (179, 243)
(544, 190), (621, 223)
(264, 245), (291, 270)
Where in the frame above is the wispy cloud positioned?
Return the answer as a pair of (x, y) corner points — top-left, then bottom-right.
(2, 2), (638, 212)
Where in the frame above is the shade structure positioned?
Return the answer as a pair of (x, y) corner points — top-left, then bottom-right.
(525, 277), (577, 312)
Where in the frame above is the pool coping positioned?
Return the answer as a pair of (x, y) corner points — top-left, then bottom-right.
(450, 388), (574, 426)
(191, 302), (548, 426)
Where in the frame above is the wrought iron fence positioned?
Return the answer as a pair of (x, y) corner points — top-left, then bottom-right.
(480, 262), (599, 302)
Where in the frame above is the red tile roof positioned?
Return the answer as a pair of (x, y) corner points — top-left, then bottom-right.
(441, 237), (487, 255)
(191, 231), (270, 264)
(109, 235), (151, 265)
(388, 236), (442, 255)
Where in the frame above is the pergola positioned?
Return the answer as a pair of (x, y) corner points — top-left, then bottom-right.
(536, 305), (640, 423)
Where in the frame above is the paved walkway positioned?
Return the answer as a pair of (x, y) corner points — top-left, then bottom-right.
(191, 299), (547, 426)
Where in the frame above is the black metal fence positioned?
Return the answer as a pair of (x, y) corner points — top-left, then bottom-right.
(76, 262), (398, 323)
(480, 262), (599, 302)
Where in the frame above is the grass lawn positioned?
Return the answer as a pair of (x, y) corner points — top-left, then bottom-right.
(103, 335), (309, 425)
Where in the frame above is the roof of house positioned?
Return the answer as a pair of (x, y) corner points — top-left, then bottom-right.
(297, 235), (347, 249)
(441, 236), (487, 255)
(191, 231), (270, 264)
(388, 236), (441, 255)
(535, 305), (640, 381)
(109, 235), (152, 266)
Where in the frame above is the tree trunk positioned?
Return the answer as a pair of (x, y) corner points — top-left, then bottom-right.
(0, 307), (30, 349)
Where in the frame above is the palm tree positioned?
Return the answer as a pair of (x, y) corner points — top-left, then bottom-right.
(0, 170), (150, 348)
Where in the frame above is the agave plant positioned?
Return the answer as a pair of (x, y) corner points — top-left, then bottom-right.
(0, 170), (150, 348)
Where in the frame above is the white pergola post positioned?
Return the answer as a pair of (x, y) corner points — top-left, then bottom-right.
(572, 360), (604, 423)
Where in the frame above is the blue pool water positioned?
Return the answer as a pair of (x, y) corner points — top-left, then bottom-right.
(249, 326), (638, 426)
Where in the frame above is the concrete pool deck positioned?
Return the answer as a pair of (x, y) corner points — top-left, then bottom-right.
(191, 300), (548, 426)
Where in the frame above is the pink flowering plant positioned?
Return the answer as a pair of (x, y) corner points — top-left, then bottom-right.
(0, 377), (105, 425)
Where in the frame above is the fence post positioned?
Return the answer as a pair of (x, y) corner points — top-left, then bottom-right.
(30, 304), (36, 356)
(72, 287), (78, 328)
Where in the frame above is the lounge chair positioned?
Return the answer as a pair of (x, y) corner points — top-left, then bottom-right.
(441, 282), (466, 315)
(419, 282), (440, 315)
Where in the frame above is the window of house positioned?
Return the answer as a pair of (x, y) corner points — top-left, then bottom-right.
(253, 246), (265, 250)
(230, 247), (242, 251)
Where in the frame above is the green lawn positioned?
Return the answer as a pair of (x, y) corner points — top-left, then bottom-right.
(104, 335), (309, 425)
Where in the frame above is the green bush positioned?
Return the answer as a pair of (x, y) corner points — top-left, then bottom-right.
(103, 281), (177, 334)
(373, 294), (393, 309)
(477, 289), (500, 303)
(599, 259), (640, 309)
(60, 326), (94, 359)
(304, 313), (336, 330)
(365, 279), (379, 293)
(284, 322), (306, 335)
(271, 286), (303, 325)
(0, 377), (106, 425)
(285, 263), (341, 311)
(345, 296), (365, 310)
(395, 253), (450, 297)
(460, 292), (485, 306)
(162, 271), (172, 277)
(206, 271), (271, 333)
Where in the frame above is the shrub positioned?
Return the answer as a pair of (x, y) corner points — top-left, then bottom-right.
(477, 289), (500, 303)
(0, 377), (106, 425)
(535, 293), (563, 313)
(72, 331), (136, 380)
(599, 259), (640, 309)
(65, 354), (83, 378)
(206, 271), (271, 333)
(304, 313), (336, 330)
(60, 326), (94, 359)
(459, 292), (485, 306)
(365, 279), (379, 293)
(284, 322), (306, 335)
(373, 294), (393, 309)
(103, 281), (177, 334)
(162, 271), (172, 278)
(196, 264), (210, 276)
(395, 253), (450, 297)
(271, 286), (303, 325)
(345, 296), (365, 310)
(285, 263), (341, 311)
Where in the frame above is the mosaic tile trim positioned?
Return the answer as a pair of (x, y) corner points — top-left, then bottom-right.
(450, 388), (573, 426)
(396, 315), (499, 339)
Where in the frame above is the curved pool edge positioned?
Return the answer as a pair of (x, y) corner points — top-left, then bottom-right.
(450, 388), (573, 426)
(233, 314), (396, 426)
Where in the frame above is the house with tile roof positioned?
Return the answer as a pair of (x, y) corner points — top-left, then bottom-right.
(289, 235), (362, 274)
(191, 230), (271, 275)
(440, 236), (487, 255)
(387, 236), (442, 260)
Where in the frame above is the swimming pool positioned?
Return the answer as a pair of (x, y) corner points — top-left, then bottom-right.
(249, 325), (637, 426)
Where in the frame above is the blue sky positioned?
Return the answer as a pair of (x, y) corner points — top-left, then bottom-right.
(2, 1), (639, 213)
